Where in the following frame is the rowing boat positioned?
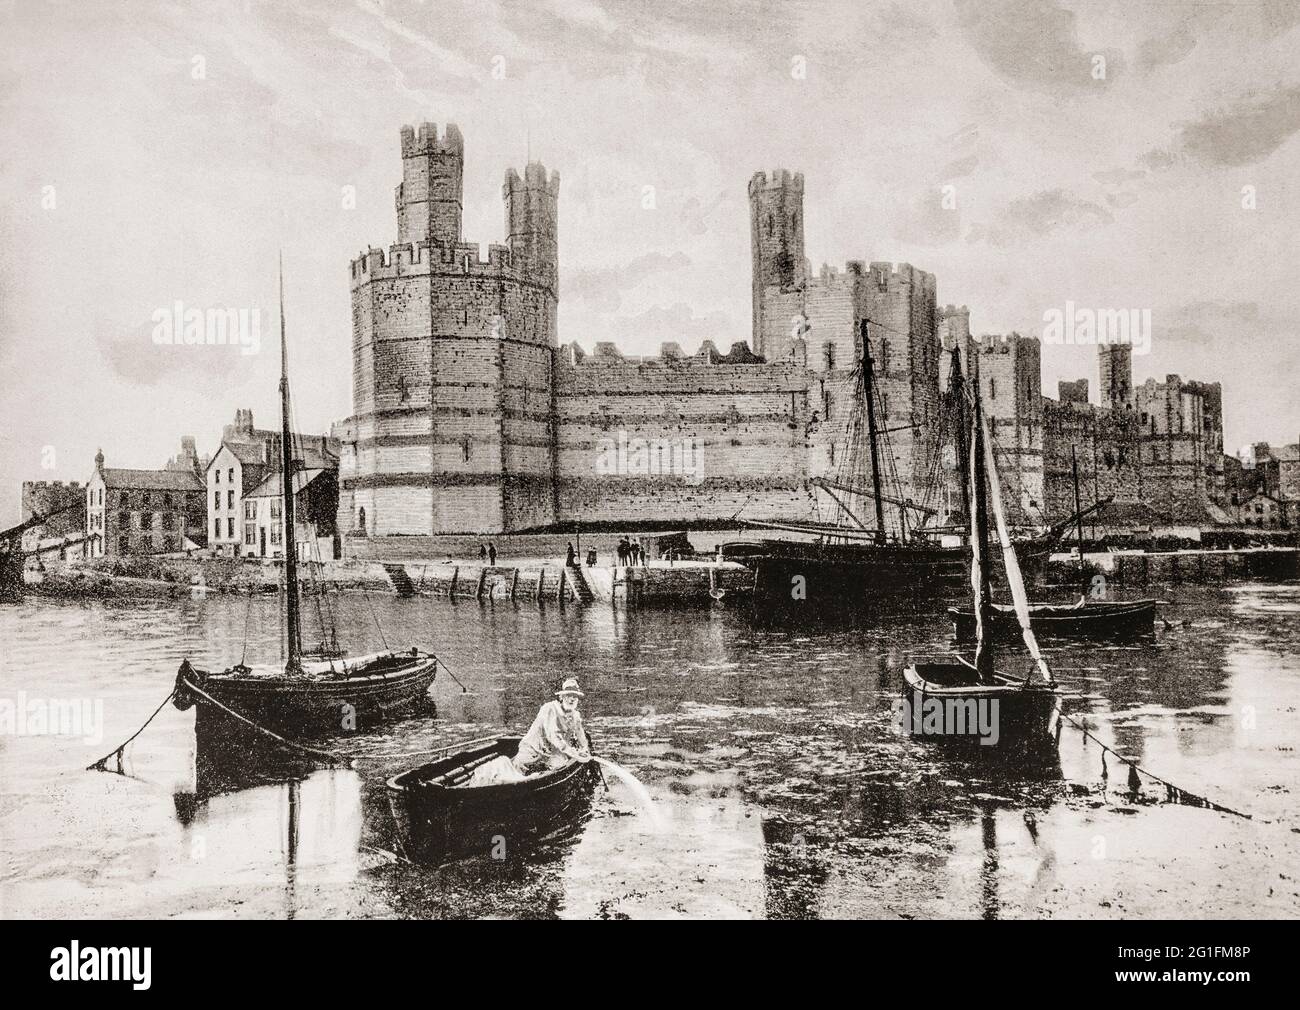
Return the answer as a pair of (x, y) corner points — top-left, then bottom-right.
(386, 736), (600, 865)
(947, 599), (1158, 641)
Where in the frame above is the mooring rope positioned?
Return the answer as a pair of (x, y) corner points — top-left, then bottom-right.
(180, 678), (350, 766)
(1059, 711), (1253, 820)
(86, 688), (177, 773)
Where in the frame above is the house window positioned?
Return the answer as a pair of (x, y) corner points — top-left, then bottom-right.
(228, 490), (235, 509)
(245, 501), (256, 520)
(767, 213), (774, 237)
(271, 523), (281, 545)
(215, 470), (221, 484)
(228, 517), (235, 538)
(214, 491), (221, 510)
(271, 499), (282, 520)
(989, 377), (996, 399)
(118, 535), (129, 554)
(244, 524), (256, 546)
(213, 519), (221, 540)
(141, 512), (153, 530)
(162, 512), (175, 531)
(228, 468), (234, 483)
(824, 343), (836, 371)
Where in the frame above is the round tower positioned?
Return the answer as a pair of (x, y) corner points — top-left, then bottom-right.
(396, 122), (464, 248)
(748, 170), (806, 355)
(503, 162), (560, 296)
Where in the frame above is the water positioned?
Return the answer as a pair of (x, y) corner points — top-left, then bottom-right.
(2, 584), (1299, 919)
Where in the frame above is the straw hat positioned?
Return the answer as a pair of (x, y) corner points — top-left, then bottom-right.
(556, 678), (585, 698)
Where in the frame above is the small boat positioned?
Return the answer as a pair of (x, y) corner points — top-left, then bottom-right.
(947, 598), (1158, 641)
(386, 736), (600, 865)
(171, 259), (436, 740)
(903, 368), (1062, 753)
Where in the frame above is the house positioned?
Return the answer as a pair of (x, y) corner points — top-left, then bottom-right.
(1239, 491), (1285, 529)
(205, 408), (340, 557)
(244, 468), (339, 560)
(85, 448), (206, 557)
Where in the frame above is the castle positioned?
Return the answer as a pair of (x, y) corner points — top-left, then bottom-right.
(336, 122), (1230, 539)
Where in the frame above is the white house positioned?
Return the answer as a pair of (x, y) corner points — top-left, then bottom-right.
(205, 442), (271, 557)
(244, 469), (337, 560)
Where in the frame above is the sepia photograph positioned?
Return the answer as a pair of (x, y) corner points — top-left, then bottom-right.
(0, 0), (1297, 960)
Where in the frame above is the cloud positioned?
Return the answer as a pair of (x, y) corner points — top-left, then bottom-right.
(893, 190), (963, 247)
(1157, 300), (1264, 349)
(1168, 85), (1300, 167)
(953, 0), (1124, 94)
(967, 189), (1112, 247)
(1138, 25), (1197, 71)
(939, 154), (980, 180)
(565, 251), (692, 313)
(96, 316), (252, 389)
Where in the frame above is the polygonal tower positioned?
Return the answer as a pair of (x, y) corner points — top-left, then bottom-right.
(748, 170), (806, 355)
(504, 162), (560, 296)
(341, 123), (561, 537)
(396, 122), (464, 247)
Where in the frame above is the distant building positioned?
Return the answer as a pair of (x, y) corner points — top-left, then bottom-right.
(205, 408), (339, 557)
(244, 468), (339, 560)
(1239, 491), (1284, 528)
(85, 447), (206, 557)
(20, 480), (86, 536)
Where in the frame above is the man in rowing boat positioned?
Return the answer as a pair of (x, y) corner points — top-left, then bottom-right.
(512, 678), (592, 775)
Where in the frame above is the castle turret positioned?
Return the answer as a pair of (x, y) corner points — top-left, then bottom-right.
(396, 121), (465, 248)
(503, 162), (560, 294)
(1099, 343), (1133, 411)
(748, 170), (806, 355)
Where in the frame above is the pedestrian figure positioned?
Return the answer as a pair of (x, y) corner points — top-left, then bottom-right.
(479, 543), (487, 562)
(617, 537), (629, 566)
(565, 542), (576, 567)
(586, 548), (597, 567)
(488, 542), (497, 566)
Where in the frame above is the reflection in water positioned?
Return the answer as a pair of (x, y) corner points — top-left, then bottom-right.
(1, 584), (1298, 918)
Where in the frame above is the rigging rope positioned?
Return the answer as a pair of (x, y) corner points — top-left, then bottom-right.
(86, 688), (177, 773)
(178, 678), (349, 766)
(1060, 711), (1253, 820)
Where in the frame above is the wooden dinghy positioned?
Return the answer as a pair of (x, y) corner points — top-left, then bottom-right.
(386, 736), (600, 865)
(947, 598), (1158, 642)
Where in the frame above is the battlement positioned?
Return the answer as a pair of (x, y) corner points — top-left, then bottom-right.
(748, 169), (804, 196)
(940, 304), (970, 318)
(503, 162), (561, 197)
(866, 261), (937, 295)
(558, 339), (771, 368)
(349, 240), (518, 285)
(22, 480), (84, 491)
(978, 332), (1037, 354)
(400, 121), (464, 158)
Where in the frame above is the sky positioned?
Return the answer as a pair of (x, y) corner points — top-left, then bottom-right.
(2, 0), (1298, 522)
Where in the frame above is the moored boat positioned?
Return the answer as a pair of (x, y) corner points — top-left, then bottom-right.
(386, 736), (600, 865)
(947, 598), (1158, 642)
(171, 259), (436, 741)
(903, 361), (1063, 753)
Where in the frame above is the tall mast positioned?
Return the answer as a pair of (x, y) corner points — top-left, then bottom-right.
(1071, 445), (1084, 569)
(949, 343), (971, 531)
(279, 255), (302, 673)
(971, 392), (994, 684)
(860, 320), (887, 546)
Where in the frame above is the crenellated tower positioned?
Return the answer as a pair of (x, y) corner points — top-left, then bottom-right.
(504, 162), (560, 296)
(340, 123), (561, 537)
(396, 122), (465, 247)
(748, 170), (806, 355)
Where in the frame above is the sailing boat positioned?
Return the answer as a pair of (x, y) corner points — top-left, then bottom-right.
(902, 380), (1061, 751)
(172, 259), (437, 737)
(748, 320), (967, 616)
